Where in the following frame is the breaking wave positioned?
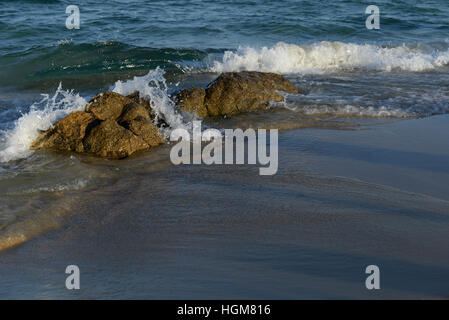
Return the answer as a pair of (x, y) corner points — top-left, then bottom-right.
(0, 85), (87, 162)
(2, 42), (449, 163)
(112, 67), (189, 136)
(0, 68), (188, 162)
(209, 41), (449, 74)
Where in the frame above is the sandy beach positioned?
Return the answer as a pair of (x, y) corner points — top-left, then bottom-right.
(1, 0), (449, 300)
(1, 114), (448, 299)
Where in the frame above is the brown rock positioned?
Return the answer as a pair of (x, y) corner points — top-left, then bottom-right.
(175, 87), (207, 118)
(124, 119), (164, 147)
(83, 119), (149, 159)
(30, 71), (298, 159)
(126, 91), (168, 128)
(127, 92), (152, 114)
(31, 90), (165, 159)
(204, 71), (300, 116)
(30, 111), (97, 153)
(118, 103), (151, 123)
(85, 91), (134, 120)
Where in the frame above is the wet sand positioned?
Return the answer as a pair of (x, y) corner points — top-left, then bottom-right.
(1, 115), (449, 299)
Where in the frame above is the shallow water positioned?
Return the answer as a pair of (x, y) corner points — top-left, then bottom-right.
(1, 116), (449, 299)
(0, 0), (449, 299)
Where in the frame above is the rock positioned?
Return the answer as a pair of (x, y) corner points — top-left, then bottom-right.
(205, 71), (299, 116)
(85, 91), (134, 120)
(175, 71), (299, 117)
(127, 91), (169, 128)
(31, 91), (164, 159)
(175, 87), (207, 118)
(31, 71), (298, 159)
(83, 119), (149, 159)
(126, 92), (152, 114)
(118, 103), (151, 123)
(124, 119), (164, 147)
(30, 111), (97, 153)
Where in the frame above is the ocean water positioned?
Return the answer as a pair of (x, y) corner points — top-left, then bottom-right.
(0, 0), (449, 299)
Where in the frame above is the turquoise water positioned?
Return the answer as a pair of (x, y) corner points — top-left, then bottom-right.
(2, 0), (449, 52)
(1, 0), (449, 92)
(1, 0), (449, 160)
(0, 0), (449, 299)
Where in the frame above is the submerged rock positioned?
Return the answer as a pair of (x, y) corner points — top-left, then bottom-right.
(31, 91), (164, 159)
(175, 71), (299, 117)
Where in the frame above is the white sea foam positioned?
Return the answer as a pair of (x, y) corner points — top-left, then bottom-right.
(209, 42), (449, 74)
(112, 67), (189, 136)
(0, 84), (87, 162)
(57, 39), (73, 46)
(0, 68), (191, 162)
(5, 178), (89, 195)
(301, 104), (410, 118)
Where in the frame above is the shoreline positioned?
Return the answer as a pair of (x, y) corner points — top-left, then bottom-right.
(1, 114), (448, 298)
(295, 114), (449, 202)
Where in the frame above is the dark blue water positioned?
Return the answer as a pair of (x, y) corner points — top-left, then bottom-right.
(1, 0), (449, 90)
(2, 0), (449, 52)
(1, 0), (449, 159)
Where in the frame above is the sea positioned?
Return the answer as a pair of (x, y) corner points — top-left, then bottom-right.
(0, 0), (448, 299)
